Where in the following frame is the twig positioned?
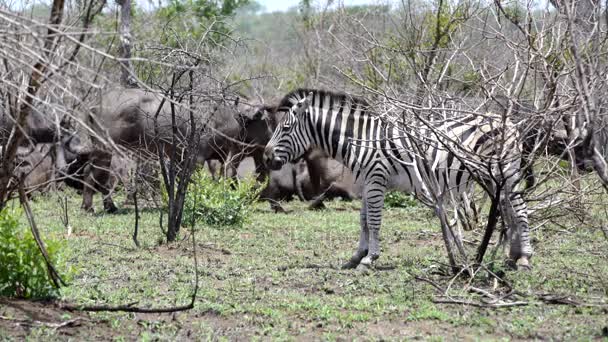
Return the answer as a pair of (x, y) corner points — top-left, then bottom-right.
(277, 263), (334, 272)
(19, 184), (66, 288)
(0, 315), (87, 329)
(536, 293), (608, 307)
(60, 195), (70, 235)
(414, 276), (446, 293)
(433, 298), (528, 308)
(469, 286), (499, 301)
(132, 159), (140, 248)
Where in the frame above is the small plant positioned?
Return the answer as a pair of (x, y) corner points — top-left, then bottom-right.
(0, 207), (69, 298)
(384, 191), (418, 208)
(183, 169), (264, 228)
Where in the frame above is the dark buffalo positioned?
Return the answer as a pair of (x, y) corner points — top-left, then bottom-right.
(238, 157), (310, 211)
(61, 140), (135, 202)
(22, 145), (54, 195)
(8, 144), (54, 196)
(259, 163), (301, 211)
(73, 88), (274, 212)
(295, 149), (361, 209)
(0, 104), (59, 146)
(236, 152), (360, 211)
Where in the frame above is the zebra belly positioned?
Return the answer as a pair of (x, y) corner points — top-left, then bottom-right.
(385, 165), (473, 204)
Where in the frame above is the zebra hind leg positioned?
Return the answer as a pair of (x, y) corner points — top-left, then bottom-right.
(356, 187), (385, 271)
(500, 192), (533, 269)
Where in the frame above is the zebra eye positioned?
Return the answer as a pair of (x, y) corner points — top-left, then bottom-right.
(282, 123), (291, 131)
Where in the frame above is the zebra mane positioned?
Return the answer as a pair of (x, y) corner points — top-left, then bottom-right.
(273, 88), (371, 113)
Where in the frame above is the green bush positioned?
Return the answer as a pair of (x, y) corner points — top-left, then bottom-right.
(183, 170), (264, 228)
(0, 207), (69, 298)
(384, 191), (418, 208)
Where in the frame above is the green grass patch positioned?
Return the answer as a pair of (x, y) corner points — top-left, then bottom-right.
(0, 189), (606, 340)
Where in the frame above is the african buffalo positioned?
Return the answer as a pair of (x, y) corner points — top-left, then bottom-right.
(4, 144), (55, 196)
(0, 104), (59, 146)
(295, 149), (361, 209)
(21, 145), (55, 195)
(236, 153), (360, 211)
(61, 143), (135, 201)
(73, 88), (274, 212)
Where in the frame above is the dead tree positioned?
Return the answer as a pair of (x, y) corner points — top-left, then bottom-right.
(155, 70), (202, 242)
(116, 0), (138, 88)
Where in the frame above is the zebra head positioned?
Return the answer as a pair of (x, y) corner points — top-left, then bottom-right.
(263, 92), (314, 170)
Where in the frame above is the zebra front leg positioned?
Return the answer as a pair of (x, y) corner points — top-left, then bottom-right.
(342, 195), (369, 269)
(357, 186), (386, 271)
(501, 192), (533, 269)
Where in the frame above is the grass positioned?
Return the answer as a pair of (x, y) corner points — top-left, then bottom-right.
(1, 188), (607, 340)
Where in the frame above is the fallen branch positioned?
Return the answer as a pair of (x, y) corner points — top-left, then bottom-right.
(536, 293), (608, 307)
(59, 301), (194, 313)
(469, 286), (500, 301)
(198, 243), (231, 255)
(0, 315), (87, 330)
(277, 263), (334, 272)
(414, 275), (446, 293)
(433, 297), (528, 308)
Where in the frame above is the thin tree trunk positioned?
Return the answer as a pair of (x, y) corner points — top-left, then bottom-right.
(116, 0), (137, 88)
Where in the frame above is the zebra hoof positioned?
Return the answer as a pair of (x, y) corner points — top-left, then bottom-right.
(342, 250), (368, 269)
(516, 257), (531, 271)
(356, 255), (375, 273)
(355, 263), (372, 273)
(341, 259), (360, 269)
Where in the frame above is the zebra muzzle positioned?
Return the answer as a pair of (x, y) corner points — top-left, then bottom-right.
(263, 148), (284, 170)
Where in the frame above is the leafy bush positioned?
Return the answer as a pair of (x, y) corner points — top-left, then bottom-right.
(384, 191), (418, 208)
(183, 170), (264, 228)
(0, 207), (69, 298)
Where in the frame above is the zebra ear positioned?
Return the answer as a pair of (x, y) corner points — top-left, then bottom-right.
(295, 92), (313, 114)
(304, 92), (314, 106)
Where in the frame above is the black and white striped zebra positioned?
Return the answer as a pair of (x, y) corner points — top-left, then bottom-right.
(263, 89), (533, 270)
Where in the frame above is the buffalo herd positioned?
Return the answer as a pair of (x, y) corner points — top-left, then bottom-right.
(0, 88), (360, 211)
(1, 87), (579, 213)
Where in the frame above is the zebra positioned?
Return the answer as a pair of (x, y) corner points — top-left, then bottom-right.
(263, 88), (533, 270)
